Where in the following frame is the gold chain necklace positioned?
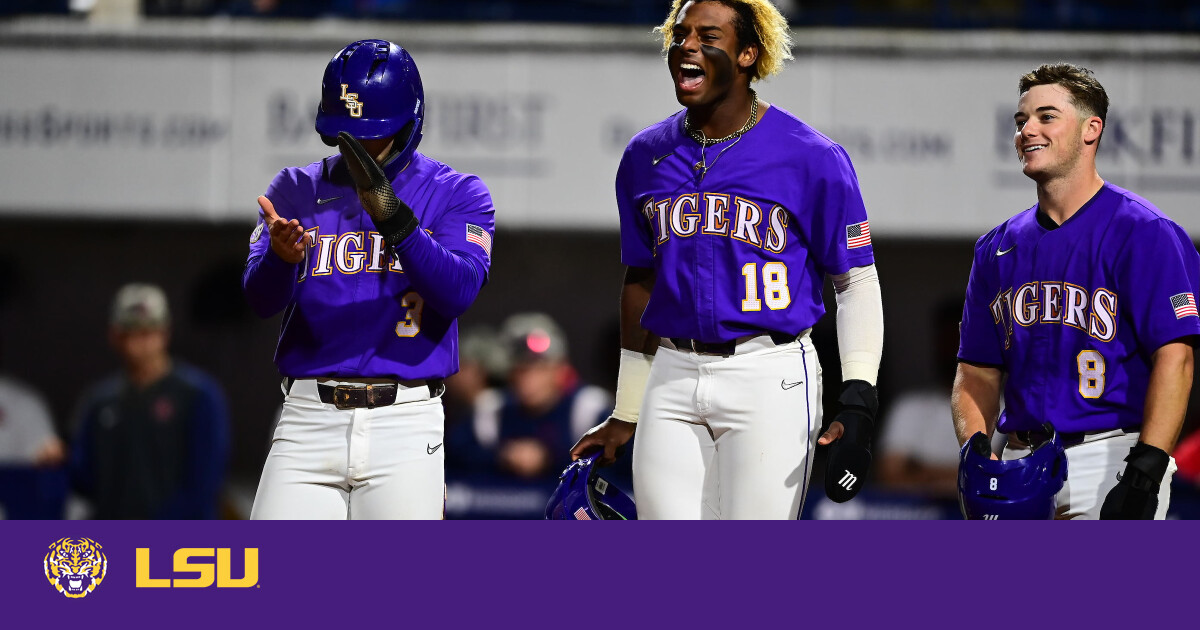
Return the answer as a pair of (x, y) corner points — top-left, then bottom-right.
(686, 92), (759, 181)
(684, 90), (759, 146)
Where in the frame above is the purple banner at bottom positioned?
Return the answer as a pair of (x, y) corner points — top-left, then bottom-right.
(2, 521), (1195, 627)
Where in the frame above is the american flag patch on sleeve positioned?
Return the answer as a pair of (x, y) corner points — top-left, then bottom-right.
(1171, 292), (1198, 319)
(573, 507), (591, 520)
(465, 223), (492, 256)
(846, 220), (871, 249)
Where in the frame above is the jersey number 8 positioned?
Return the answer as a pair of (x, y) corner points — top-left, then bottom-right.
(1076, 350), (1105, 399)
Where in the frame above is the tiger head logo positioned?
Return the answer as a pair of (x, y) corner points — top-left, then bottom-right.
(44, 537), (107, 598)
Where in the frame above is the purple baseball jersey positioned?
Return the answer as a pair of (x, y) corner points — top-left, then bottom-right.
(242, 151), (495, 380)
(617, 106), (874, 342)
(959, 182), (1200, 434)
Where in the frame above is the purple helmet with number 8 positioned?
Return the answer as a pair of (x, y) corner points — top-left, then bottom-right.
(958, 423), (1067, 520)
(315, 39), (425, 167)
(545, 452), (637, 520)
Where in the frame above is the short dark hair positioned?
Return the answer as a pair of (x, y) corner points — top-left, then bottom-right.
(1019, 63), (1109, 129)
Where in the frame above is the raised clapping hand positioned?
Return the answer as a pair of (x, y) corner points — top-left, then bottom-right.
(258, 195), (307, 264)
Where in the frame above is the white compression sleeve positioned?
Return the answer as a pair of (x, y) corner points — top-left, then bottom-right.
(831, 264), (884, 386)
(612, 349), (654, 423)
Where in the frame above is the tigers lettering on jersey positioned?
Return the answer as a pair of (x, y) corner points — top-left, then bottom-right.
(303, 228), (405, 279)
(642, 193), (788, 252)
(990, 282), (1118, 347)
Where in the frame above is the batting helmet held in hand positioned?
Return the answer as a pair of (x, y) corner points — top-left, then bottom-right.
(546, 452), (637, 520)
(958, 423), (1067, 520)
(315, 39), (425, 167)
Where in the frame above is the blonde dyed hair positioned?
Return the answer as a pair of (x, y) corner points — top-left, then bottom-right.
(655, 0), (794, 81)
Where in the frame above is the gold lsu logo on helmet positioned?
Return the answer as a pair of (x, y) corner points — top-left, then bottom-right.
(340, 84), (363, 118)
(44, 537), (107, 599)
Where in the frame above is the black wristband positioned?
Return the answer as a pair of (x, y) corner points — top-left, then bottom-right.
(1126, 442), (1170, 486)
(373, 204), (420, 248)
(838, 379), (879, 418)
(834, 380), (878, 449)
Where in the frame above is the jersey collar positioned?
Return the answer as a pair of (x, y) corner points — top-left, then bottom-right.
(1034, 182), (1109, 231)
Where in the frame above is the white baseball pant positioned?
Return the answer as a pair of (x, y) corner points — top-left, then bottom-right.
(1004, 429), (1178, 520)
(633, 332), (822, 519)
(251, 378), (445, 520)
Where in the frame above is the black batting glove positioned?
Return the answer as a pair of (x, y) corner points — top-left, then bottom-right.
(336, 131), (420, 247)
(1099, 441), (1170, 520)
(823, 380), (878, 503)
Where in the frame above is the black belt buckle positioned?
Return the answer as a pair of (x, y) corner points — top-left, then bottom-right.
(672, 332), (795, 356)
(672, 337), (735, 355)
(1014, 426), (1136, 448)
(769, 331), (797, 345)
(1014, 429), (1068, 447)
(701, 340), (736, 355)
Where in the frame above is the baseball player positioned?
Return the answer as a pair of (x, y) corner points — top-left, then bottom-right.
(953, 63), (1200, 519)
(570, 0), (885, 519)
(242, 39), (496, 519)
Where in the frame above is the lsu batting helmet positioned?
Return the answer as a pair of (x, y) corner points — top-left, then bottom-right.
(315, 39), (425, 167)
(545, 452), (637, 520)
(958, 424), (1067, 520)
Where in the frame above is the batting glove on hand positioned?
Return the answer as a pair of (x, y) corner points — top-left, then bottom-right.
(336, 131), (420, 248)
(1099, 441), (1170, 520)
(822, 380), (878, 503)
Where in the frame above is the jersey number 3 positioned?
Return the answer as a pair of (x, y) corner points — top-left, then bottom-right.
(741, 262), (791, 311)
(1077, 349), (1106, 398)
(395, 292), (424, 338)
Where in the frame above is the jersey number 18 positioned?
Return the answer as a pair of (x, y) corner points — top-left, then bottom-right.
(741, 262), (791, 311)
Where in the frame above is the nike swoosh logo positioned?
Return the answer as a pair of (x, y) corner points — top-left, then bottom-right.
(652, 153), (673, 166)
(427, 442), (443, 455)
(996, 245), (1016, 256)
(316, 196), (343, 205)
(781, 379), (803, 390)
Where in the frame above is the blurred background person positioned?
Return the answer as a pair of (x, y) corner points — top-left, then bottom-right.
(70, 283), (231, 519)
(875, 298), (967, 500)
(0, 375), (64, 469)
(443, 324), (508, 475)
(0, 349), (68, 519)
(473, 312), (616, 484)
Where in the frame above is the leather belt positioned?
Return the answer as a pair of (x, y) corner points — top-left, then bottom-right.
(319, 383), (398, 409)
(1013, 425), (1140, 448)
(285, 378), (443, 409)
(668, 331), (797, 356)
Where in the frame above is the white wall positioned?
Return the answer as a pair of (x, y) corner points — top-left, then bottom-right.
(1, 20), (1197, 234)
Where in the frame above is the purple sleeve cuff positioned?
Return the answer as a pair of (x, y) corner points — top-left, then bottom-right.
(391, 228), (485, 319)
(242, 246), (299, 318)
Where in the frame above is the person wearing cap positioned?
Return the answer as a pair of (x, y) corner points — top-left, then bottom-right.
(69, 283), (231, 519)
(442, 325), (507, 476)
(470, 313), (617, 484)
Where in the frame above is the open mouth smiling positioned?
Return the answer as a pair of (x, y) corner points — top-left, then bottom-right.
(678, 62), (705, 90)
